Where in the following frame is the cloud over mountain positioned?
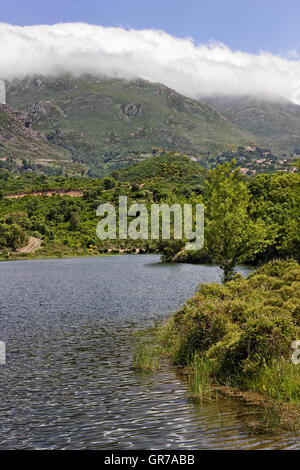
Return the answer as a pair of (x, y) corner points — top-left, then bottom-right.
(1, 22), (300, 104)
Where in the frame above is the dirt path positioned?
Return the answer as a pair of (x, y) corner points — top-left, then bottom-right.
(6, 190), (84, 199)
(16, 236), (42, 253)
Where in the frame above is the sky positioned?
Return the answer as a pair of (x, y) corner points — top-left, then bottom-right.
(1, 1), (300, 103)
(1, 0), (300, 55)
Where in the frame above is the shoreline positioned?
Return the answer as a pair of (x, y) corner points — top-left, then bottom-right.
(136, 336), (300, 434)
(134, 259), (300, 432)
(0, 251), (129, 262)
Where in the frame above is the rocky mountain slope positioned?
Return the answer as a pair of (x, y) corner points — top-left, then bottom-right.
(6, 75), (255, 172)
(0, 104), (69, 162)
(4, 75), (300, 177)
(203, 94), (300, 154)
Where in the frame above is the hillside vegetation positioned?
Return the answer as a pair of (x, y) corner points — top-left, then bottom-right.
(0, 153), (206, 257)
(6, 75), (255, 174)
(0, 155), (298, 266)
(117, 152), (206, 187)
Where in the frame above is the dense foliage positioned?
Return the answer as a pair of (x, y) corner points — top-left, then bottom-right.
(163, 161), (300, 277)
(203, 160), (270, 281)
(160, 260), (300, 405)
(0, 156), (298, 269)
(0, 153), (204, 255)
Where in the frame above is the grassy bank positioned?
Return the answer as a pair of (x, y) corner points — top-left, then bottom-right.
(0, 251), (121, 262)
(0, 244), (147, 262)
(134, 259), (300, 431)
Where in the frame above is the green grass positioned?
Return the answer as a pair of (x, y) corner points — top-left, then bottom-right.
(132, 343), (162, 372)
(132, 326), (164, 372)
(246, 360), (300, 404)
(187, 355), (214, 403)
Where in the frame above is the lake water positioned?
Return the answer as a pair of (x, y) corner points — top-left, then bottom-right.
(0, 255), (299, 449)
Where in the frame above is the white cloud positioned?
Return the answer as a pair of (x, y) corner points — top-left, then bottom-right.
(1, 22), (300, 104)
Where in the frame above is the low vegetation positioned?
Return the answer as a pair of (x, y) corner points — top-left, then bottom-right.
(134, 259), (300, 429)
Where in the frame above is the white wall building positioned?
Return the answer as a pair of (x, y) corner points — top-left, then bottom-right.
(0, 80), (6, 104)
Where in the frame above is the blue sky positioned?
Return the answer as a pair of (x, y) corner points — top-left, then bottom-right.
(1, 0), (299, 55)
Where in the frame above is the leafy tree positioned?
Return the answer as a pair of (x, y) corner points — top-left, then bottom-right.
(103, 177), (115, 190)
(158, 239), (186, 262)
(0, 223), (28, 250)
(131, 183), (140, 192)
(110, 171), (119, 181)
(204, 160), (270, 282)
(69, 212), (80, 231)
(248, 172), (300, 262)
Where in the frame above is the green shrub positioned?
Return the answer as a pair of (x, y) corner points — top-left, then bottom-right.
(161, 260), (300, 403)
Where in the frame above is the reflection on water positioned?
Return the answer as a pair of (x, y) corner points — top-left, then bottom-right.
(0, 255), (298, 449)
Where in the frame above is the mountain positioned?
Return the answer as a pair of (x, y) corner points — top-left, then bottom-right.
(5, 75), (299, 177)
(0, 104), (68, 163)
(202, 94), (300, 154)
(6, 75), (255, 175)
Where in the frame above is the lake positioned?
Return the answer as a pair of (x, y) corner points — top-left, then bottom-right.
(0, 255), (299, 449)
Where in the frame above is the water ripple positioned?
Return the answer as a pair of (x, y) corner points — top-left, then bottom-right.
(0, 255), (298, 449)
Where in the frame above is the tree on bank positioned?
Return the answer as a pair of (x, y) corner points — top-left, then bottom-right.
(204, 160), (270, 282)
(0, 222), (28, 250)
(248, 171), (300, 262)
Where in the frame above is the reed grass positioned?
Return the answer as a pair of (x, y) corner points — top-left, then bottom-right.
(187, 355), (213, 403)
(132, 342), (162, 372)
